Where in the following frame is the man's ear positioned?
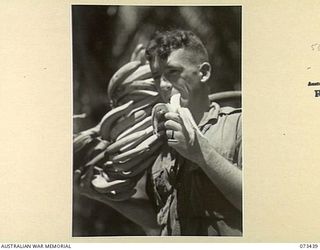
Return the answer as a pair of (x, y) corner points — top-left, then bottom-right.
(199, 62), (211, 83)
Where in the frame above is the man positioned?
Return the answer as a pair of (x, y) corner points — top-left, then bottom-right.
(75, 30), (242, 236)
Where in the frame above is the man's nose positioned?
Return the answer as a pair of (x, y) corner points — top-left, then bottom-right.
(160, 77), (173, 91)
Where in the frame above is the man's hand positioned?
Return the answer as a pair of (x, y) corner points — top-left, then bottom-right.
(164, 111), (204, 165)
(164, 110), (242, 211)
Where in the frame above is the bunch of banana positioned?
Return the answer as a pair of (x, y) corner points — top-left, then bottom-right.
(80, 59), (166, 201)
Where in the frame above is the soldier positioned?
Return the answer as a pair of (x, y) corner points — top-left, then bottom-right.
(75, 30), (242, 236)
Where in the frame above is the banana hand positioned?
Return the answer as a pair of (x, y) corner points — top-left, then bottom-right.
(117, 153), (159, 178)
(106, 127), (152, 154)
(99, 100), (134, 140)
(107, 60), (142, 104)
(110, 108), (150, 141)
(121, 64), (152, 86)
(116, 116), (151, 141)
(105, 137), (163, 172)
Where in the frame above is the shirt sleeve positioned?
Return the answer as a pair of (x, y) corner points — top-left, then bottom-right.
(235, 113), (242, 169)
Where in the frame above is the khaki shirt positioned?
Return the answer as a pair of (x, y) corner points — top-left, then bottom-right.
(147, 102), (242, 236)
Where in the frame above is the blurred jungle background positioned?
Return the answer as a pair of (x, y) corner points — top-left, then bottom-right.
(72, 5), (241, 236)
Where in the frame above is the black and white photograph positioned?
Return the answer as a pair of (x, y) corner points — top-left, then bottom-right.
(72, 5), (242, 237)
(3, 0), (320, 245)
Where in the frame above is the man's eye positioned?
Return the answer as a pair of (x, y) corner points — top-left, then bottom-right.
(164, 70), (180, 82)
(168, 69), (179, 75)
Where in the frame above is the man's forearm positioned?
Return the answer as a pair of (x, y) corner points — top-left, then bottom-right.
(196, 133), (242, 211)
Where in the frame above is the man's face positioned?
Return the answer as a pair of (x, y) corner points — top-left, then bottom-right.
(149, 48), (202, 107)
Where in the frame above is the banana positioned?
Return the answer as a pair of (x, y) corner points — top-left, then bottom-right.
(151, 93), (181, 137)
(109, 131), (164, 164)
(113, 78), (156, 101)
(104, 149), (150, 172)
(116, 89), (159, 105)
(73, 126), (99, 153)
(120, 78), (156, 94)
(104, 164), (145, 180)
(104, 188), (137, 201)
(73, 133), (94, 153)
(91, 173), (135, 194)
(93, 139), (110, 151)
(109, 144), (149, 163)
(109, 107), (151, 141)
(151, 103), (170, 137)
(177, 106), (202, 145)
(118, 154), (158, 178)
(116, 116), (152, 141)
(118, 126), (153, 153)
(100, 100), (134, 140)
(169, 93), (181, 110)
(129, 89), (158, 97)
(127, 95), (159, 117)
(86, 138), (110, 159)
(130, 78), (155, 89)
(130, 44), (147, 64)
(105, 139), (162, 172)
(121, 64), (152, 86)
(130, 44), (145, 62)
(85, 148), (108, 167)
(107, 60), (142, 103)
(80, 138), (110, 166)
(106, 128), (150, 155)
(169, 93), (200, 145)
(74, 135), (105, 172)
(117, 90), (159, 107)
(91, 174), (110, 194)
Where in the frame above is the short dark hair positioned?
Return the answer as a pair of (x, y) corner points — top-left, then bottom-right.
(145, 30), (208, 63)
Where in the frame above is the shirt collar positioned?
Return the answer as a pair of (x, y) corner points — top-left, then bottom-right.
(198, 102), (221, 128)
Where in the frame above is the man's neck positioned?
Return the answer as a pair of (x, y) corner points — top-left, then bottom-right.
(181, 91), (210, 125)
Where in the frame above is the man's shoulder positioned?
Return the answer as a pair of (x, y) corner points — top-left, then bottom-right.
(208, 101), (241, 115)
(217, 106), (242, 130)
(218, 106), (242, 116)
(200, 103), (241, 128)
